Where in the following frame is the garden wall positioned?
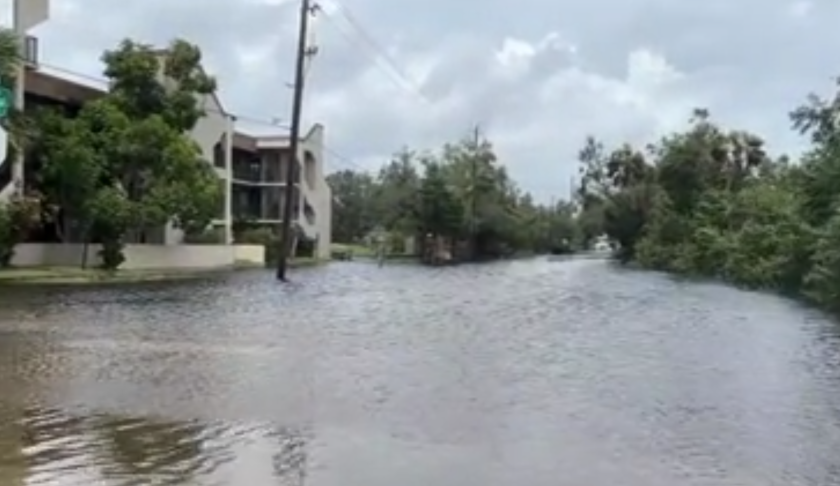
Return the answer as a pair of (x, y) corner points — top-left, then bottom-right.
(11, 243), (265, 269)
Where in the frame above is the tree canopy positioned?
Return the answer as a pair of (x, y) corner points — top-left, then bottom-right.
(578, 79), (840, 313)
(0, 28), (42, 266)
(23, 38), (223, 268)
(328, 132), (579, 259)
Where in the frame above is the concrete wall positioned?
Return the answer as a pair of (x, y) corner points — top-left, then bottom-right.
(314, 182), (332, 259)
(12, 243), (265, 269)
(232, 244), (265, 265)
(299, 125), (332, 259)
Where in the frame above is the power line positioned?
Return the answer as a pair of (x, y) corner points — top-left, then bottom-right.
(317, 1), (431, 104)
(26, 62), (573, 198)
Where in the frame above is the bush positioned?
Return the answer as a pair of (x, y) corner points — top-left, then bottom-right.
(183, 227), (225, 244)
(234, 227), (284, 266)
(235, 227), (275, 245)
(0, 194), (42, 267)
(99, 239), (125, 270)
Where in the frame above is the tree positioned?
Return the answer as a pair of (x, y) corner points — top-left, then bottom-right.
(32, 38), (223, 269)
(373, 147), (421, 236)
(326, 169), (376, 243)
(29, 108), (103, 244)
(579, 74), (840, 314)
(325, 132), (583, 261)
(415, 158), (463, 239)
(0, 29), (43, 266)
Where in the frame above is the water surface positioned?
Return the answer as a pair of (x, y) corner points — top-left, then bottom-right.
(1, 259), (839, 485)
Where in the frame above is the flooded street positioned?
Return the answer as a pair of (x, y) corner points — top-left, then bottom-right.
(1, 258), (840, 485)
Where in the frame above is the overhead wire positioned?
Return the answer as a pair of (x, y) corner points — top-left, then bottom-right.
(29, 61), (567, 198)
(315, 1), (431, 104)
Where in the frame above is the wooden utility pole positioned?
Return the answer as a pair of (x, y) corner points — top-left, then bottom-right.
(277, 0), (312, 281)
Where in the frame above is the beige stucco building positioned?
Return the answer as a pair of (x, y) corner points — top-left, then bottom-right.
(223, 126), (333, 259)
(0, 36), (332, 259)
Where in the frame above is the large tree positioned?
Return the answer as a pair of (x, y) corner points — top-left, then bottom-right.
(32, 38), (223, 268)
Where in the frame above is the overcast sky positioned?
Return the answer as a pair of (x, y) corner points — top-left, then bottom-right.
(2, 0), (839, 201)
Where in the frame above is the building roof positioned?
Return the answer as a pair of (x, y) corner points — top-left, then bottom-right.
(24, 67), (321, 153)
(25, 69), (104, 105)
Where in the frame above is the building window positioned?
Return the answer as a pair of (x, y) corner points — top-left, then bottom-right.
(213, 138), (225, 168)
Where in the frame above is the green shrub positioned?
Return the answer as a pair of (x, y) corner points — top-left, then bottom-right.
(0, 194), (42, 267)
(183, 227), (225, 244)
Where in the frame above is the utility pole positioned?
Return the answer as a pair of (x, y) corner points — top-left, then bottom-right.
(276, 0), (313, 281)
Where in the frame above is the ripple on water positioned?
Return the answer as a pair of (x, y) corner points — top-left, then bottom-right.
(1, 259), (840, 485)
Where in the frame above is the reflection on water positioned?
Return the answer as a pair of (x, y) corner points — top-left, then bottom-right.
(0, 408), (310, 485)
(0, 261), (840, 485)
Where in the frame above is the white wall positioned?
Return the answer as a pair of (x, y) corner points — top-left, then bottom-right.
(315, 183), (332, 259)
(12, 244), (265, 269)
(299, 125), (332, 259)
(161, 82), (232, 245)
(232, 244), (265, 265)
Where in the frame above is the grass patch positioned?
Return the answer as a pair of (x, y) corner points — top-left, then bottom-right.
(330, 243), (418, 262)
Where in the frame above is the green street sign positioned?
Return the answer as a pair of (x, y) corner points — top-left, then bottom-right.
(0, 87), (12, 119)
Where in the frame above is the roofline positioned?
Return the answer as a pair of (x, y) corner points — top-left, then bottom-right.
(233, 123), (324, 152)
(25, 64), (325, 154)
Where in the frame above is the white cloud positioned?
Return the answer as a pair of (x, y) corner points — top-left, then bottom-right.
(787, 0), (813, 17)
(305, 33), (701, 199)
(0, 0), (838, 201)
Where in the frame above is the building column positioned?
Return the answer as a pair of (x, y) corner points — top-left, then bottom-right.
(9, 0), (49, 192)
(224, 115), (234, 244)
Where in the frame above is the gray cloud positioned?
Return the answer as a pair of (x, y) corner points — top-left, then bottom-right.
(2, 0), (837, 201)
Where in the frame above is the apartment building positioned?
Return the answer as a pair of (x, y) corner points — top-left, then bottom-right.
(0, 44), (333, 259)
(220, 126), (332, 259)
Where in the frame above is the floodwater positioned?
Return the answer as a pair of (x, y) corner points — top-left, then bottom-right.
(1, 258), (839, 485)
